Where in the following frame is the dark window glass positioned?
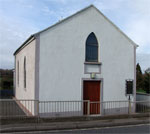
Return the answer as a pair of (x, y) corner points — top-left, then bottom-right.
(86, 32), (98, 62)
(24, 57), (26, 88)
(17, 61), (19, 86)
(126, 80), (133, 94)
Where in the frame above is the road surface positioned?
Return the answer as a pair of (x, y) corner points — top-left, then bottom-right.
(13, 124), (150, 134)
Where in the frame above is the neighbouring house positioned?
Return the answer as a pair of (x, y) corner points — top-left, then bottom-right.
(0, 69), (14, 98)
(14, 5), (138, 117)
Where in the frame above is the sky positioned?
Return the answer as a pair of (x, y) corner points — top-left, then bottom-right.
(0, 0), (150, 71)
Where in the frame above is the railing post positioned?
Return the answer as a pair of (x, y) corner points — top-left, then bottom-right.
(36, 100), (39, 117)
(87, 100), (90, 115)
(36, 100), (39, 123)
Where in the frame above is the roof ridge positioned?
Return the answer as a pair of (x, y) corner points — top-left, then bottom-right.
(14, 4), (138, 55)
(14, 5), (95, 55)
(34, 4), (94, 36)
(92, 6), (138, 47)
(34, 4), (138, 47)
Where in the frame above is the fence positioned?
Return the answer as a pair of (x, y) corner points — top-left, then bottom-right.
(0, 99), (150, 118)
(133, 101), (150, 113)
(102, 101), (130, 115)
(39, 101), (84, 117)
(0, 99), (37, 117)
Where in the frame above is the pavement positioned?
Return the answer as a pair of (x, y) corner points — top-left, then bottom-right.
(0, 114), (150, 133)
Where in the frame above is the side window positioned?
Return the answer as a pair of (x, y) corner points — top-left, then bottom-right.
(17, 61), (19, 86)
(24, 57), (26, 89)
(85, 32), (98, 62)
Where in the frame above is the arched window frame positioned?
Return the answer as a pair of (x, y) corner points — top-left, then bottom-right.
(24, 56), (26, 89)
(85, 32), (99, 62)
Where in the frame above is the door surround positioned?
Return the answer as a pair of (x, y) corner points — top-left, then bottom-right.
(81, 78), (104, 115)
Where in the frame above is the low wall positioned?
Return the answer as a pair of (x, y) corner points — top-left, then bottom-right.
(136, 93), (150, 101)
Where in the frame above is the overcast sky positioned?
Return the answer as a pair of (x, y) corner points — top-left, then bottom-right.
(0, 0), (150, 71)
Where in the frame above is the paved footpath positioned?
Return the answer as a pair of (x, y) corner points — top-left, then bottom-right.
(0, 116), (150, 133)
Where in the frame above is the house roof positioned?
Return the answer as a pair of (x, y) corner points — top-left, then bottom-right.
(14, 5), (138, 55)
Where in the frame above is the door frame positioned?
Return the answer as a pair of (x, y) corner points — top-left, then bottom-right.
(81, 78), (104, 115)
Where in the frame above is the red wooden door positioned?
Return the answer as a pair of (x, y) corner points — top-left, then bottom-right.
(83, 81), (100, 115)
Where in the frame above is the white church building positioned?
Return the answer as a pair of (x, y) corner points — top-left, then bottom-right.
(14, 5), (138, 117)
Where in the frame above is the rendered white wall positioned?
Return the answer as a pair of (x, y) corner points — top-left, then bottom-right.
(39, 7), (135, 103)
(15, 39), (36, 115)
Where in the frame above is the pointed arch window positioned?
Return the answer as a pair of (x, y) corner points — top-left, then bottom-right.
(17, 61), (19, 86)
(24, 57), (26, 88)
(85, 32), (98, 62)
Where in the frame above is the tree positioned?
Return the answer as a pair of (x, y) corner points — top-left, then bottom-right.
(143, 68), (150, 94)
(136, 63), (143, 90)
